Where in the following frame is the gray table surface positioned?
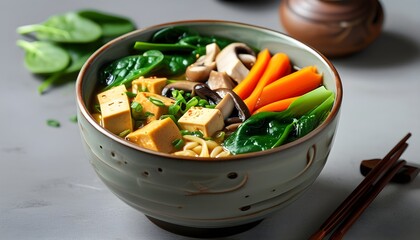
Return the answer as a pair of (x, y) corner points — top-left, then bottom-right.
(1, 0), (419, 239)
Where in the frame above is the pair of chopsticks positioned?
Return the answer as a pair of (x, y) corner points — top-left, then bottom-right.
(310, 133), (412, 240)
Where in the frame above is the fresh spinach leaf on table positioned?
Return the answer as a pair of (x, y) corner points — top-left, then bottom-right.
(16, 40), (70, 74)
(16, 9), (136, 94)
(17, 12), (102, 43)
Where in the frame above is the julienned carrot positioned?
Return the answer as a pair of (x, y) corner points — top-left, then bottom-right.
(255, 66), (322, 110)
(252, 96), (299, 115)
(244, 52), (291, 113)
(233, 48), (271, 100)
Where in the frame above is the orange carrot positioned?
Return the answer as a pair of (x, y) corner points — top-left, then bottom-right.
(255, 66), (322, 110)
(244, 52), (291, 113)
(233, 48), (271, 100)
(252, 96), (299, 115)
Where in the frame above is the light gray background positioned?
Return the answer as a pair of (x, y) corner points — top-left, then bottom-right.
(1, 0), (419, 239)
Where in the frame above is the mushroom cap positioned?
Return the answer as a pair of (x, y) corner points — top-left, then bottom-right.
(215, 43), (256, 84)
(185, 43), (220, 82)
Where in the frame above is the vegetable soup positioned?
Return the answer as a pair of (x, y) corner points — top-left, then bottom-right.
(91, 26), (334, 158)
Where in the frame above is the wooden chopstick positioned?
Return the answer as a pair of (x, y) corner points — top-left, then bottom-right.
(329, 159), (407, 239)
(309, 133), (411, 240)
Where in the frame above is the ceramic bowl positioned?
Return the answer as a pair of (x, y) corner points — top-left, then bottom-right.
(76, 20), (342, 238)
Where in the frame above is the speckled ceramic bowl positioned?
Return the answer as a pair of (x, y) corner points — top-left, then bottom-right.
(76, 20), (342, 238)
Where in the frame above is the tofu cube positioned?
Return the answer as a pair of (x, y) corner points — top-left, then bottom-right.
(132, 77), (167, 94)
(97, 85), (133, 135)
(97, 85), (128, 105)
(126, 117), (182, 153)
(133, 92), (175, 123)
(178, 107), (224, 137)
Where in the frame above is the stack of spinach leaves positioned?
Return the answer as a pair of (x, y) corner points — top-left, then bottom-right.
(16, 10), (136, 94)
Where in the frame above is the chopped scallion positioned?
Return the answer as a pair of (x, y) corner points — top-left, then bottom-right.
(69, 115), (78, 123)
(148, 97), (165, 107)
(186, 97), (199, 110)
(172, 138), (185, 149)
(125, 91), (137, 98)
(47, 119), (60, 127)
(118, 129), (131, 138)
(144, 111), (155, 117)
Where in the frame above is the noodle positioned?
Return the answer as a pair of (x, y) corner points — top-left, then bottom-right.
(172, 135), (231, 158)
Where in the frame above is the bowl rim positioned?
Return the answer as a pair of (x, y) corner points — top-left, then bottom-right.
(76, 19), (343, 162)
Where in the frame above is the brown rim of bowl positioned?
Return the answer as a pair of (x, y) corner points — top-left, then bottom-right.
(76, 19), (343, 162)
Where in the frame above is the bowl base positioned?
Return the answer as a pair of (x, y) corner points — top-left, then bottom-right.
(146, 216), (263, 238)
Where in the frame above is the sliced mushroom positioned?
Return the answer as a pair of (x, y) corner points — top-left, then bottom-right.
(207, 70), (235, 90)
(192, 85), (251, 122)
(193, 84), (222, 105)
(215, 89), (251, 122)
(161, 81), (200, 97)
(225, 122), (242, 133)
(215, 43), (256, 84)
(185, 43), (220, 82)
(215, 94), (235, 120)
(238, 53), (256, 69)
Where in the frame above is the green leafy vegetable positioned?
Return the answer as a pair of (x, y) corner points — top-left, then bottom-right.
(16, 9), (137, 94)
(133, 41), (197, 52)
(150, 26), (233, 49)
(16, 40), (70, 74)
(101, 50), (164, 90)
(37, 44), (93, 94)
(98, 26), (236, 89)
(77, 10), (135, 38)
(151, 26), (199, 43)
(17, 12), (102, 43)
(224, 86), (334, 155)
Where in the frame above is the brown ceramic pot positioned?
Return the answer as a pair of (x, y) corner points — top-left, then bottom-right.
(280, 0), (384, 58)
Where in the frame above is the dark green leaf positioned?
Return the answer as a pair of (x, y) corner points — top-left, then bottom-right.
(151, 26), (199, 43)
(17, 12), (102, 43)
(223, 87), (334, 155)
(101, 50), (164, 90)
(77, 10), (136, 37)
(16, 40), (70, 74)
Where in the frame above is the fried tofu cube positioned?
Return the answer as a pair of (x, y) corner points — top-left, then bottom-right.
(97, 85), (127, 105)
(132, 77), (167, 94)
(97, 85), (133, 135)
(126, 117), (182, 153)
(178, 107), (224, 137)
(133, 92), (175, 123)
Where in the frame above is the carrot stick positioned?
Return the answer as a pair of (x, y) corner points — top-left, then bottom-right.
(244, 52), (291, 113)
(255, 66), (322, 110)
(252, 96), (299, 115)
(233, 48), (271, 100)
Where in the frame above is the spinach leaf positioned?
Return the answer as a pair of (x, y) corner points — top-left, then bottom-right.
(37, 45), (93, 94)
(17, 9), (137, 94)
(133, 41), (197, 52)
(179, 35), (233, 49)
(77, 10), (136, 37)
(17, 12), (102, 43)
(101, 50), (164, 90)
(157, 54), (198, 77)
(151, 26), (200, 43)
(224, 87), (334, 155)
(131, 27), (232, 77)
(16, 40), (70, 74)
